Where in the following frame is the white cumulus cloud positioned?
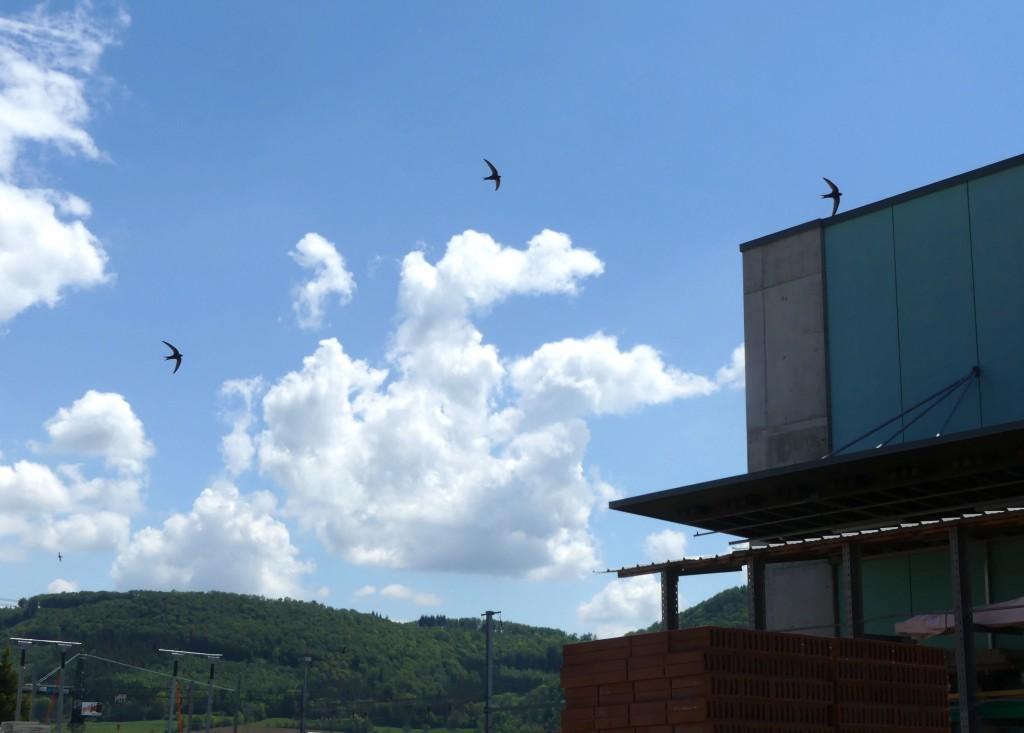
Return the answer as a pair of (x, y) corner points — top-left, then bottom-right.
(0, 389), (148, 558)
(46, 390), (154, 475)
(644, 529), (687, 562)
(111, 481), (313, 598)
(510, 334), (717, 420)
(219, 377), (264, 475)
(716, 343), (744, 389)
(244, 228), (730, 581)
(577, 575), (663, 639)
(290, 232), (356, 329)
(47, 578), (80, 594)
(0, 5), (125, 325)
(379, 584), (443, 607)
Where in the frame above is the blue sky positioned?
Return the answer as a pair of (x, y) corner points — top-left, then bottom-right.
(0, 1), (1022, 637)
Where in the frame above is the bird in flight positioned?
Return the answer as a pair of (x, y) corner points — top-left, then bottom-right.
(162, 341), (183, 374)
(58, 553), (62, 562)
(483, 159), (501, 190)
(822, 177), (842, 216)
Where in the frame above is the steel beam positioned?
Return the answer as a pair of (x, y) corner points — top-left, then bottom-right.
(950, 525), (978, 732)
(747, 557), (766, 630)
(661, 570), (679, 631)
(841, 543), (864, 637)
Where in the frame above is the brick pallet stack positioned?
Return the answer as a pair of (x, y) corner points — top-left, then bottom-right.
(833, 636), (948, 733)
(560, 627), (949, 733)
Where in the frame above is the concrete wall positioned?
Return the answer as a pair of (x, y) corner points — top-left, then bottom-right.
(765, 559), (835, 637)
(742, 225), (830, 471)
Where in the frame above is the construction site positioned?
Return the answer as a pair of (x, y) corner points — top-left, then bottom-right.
(570, 153), (1024, 732)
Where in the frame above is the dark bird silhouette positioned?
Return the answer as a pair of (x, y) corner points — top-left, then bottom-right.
(162, 340), (182, 374)
(822, 177), (842, 216)
(58, 552), (62, 562)
(483, 159), (501, 190)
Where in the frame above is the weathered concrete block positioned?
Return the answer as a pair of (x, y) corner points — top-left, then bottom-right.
(742, 245), (763, 294)
(764, 274), (827, 426)
(762, 225), (823, 289)
(743, 290), (766, 432)
(765, 559), (835, 637)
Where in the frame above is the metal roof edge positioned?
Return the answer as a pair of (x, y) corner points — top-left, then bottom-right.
(738, 151), (1024, 253)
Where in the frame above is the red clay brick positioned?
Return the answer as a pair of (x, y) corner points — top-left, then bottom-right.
(560, 708), (594, 733)
(633, 678), (670, 702)
(599, 682), (634, 706)
(594, 704), (629, 730)
(628, 701), (666, 726)
(564, 685), (598, 708)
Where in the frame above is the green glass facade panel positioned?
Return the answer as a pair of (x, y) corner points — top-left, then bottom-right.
(987, 536), (1024, 651)
(892, 184), (981, 441)
(823, 158), (1024, 449)
(861, 554), (910, 636)
(824, 210), (902, 452)
(968, 166), (1024, 426)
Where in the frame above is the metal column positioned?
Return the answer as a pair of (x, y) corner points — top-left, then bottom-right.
(841, 543), (864, 637)
(950, 526), (978, 732)
(747, 557), (766, 630)
(167, 660), (179, 733)
(205, 662), (215, 733)
(661, 570), (680, 631)
(56, 652), (67, 733)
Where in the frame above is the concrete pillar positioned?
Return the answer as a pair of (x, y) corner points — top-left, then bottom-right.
(741, 224), (830, 472)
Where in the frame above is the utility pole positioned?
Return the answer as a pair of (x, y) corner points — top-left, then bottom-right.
(158, 649), (222, 733)
(166, 658), (179, 733)
(232, 672), (241, 733)
(57, 650), (67, 733)
(299, 657), (311, 733)
(69, 654), (85, 733)
(204, 659), (215, 733)
(481, 611), (501, 733)
(9, 638), (81, 728)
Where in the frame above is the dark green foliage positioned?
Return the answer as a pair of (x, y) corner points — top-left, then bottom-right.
(1, 646), (21, 721)
(0, 591), (588, 732)
(634, 585), (749, 633)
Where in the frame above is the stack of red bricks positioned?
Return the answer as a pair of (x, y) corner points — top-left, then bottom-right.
(559, 627), (949, 733)
(832, 636), (948, 733)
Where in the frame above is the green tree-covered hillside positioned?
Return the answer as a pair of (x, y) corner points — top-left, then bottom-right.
(0, 586), (747, 732)
(634, 585), (749, 633)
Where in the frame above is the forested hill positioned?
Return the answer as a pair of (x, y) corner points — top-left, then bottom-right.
(0, 587), (745, 731)
(0, 591), (578, 729)
(635, 585), (749, 633)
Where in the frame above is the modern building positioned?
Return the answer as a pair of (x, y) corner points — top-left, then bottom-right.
(608, 153), (1024, 731)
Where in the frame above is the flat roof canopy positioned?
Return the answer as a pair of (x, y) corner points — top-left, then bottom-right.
(609, 421), (1024, 543)
(608, 508), (1024, 578)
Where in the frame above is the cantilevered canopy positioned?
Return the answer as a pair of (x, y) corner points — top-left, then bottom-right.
(609, 421), (1024, 544)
